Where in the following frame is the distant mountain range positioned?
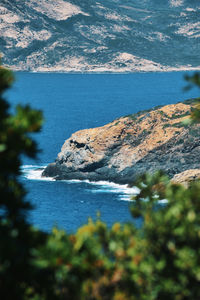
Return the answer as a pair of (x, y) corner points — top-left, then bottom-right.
(0, 0), (200, 72)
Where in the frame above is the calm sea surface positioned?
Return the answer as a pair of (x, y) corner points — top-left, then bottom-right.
(6, 72), (199, 232)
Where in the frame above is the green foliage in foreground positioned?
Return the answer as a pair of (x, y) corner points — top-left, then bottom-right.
(32, 172), (200, 300)
(185, 72), (200, 123)
(1, 65), (200, 300)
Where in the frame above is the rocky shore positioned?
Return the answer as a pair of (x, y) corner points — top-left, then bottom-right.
(42, 101), (200, 185)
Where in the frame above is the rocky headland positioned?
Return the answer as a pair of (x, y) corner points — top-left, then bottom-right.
(42, 101), (200, 185)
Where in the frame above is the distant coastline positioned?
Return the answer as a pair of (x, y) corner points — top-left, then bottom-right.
(1, 1), (200, 76)
(9, 67), (200, 74)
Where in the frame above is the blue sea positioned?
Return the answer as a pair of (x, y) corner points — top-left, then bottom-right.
(6, 72), (199, 232)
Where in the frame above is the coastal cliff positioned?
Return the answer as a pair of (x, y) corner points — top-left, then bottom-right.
(42, 101), (200, 184)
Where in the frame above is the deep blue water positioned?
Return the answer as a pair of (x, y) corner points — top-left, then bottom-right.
(6, 72), (199, 232)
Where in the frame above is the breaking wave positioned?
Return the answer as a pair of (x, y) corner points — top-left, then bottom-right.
(21, 165), (138, 201)
(21, 165), (170, 206)
(21, 165), (55, 181)
(21, 165), (168, 203)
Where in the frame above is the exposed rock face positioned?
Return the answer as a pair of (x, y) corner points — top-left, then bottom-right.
(172, 169), (200, 187)
(43, 101), (200, 184)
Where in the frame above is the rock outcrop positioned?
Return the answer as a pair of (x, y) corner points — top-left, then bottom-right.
(172, 169), (200, 187)
(42, 101), (200, 184)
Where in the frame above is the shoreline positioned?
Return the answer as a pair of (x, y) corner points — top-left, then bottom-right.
(7, 67), (200, 74)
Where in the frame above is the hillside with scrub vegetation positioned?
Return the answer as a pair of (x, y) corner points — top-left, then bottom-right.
(1, 0), (200, 72)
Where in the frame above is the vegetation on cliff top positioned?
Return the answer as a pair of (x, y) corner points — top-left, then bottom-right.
(1, 63), (200, 299)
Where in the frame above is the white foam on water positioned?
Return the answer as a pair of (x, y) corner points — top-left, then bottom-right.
(70, 179), (139, 200)
(21, 165), (55, 181)
(21, 165), (139, 201)
(120, 196), (133, 202)
(60, 179), (139, 201)
(21, 166), (168, 203)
